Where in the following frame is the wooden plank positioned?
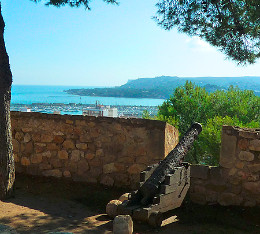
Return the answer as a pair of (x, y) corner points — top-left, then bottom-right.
(150, 184), (190, 213)
(117, 203), (140, 216)
(139, 163), (159, 182)
(154, 183), (190, 206)
(133, 207), (154, 222)
(160, 170), (190, 194)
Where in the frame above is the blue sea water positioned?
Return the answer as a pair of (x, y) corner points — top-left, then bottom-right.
(11, 85), (165, 106)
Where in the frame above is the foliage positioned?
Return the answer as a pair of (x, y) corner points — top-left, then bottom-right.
(155, 0), (260, 65)
(142, 110), (150, 119)
(157, 81), (260, 165)
(32, 0), (118, 9)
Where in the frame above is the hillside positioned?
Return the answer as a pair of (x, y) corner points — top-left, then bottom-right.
(65, 76), (260, 99)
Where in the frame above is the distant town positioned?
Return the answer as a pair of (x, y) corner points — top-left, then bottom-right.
(10, 102), (158, 119)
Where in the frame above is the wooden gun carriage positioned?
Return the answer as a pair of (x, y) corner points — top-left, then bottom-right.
(107, 123), (202, 227)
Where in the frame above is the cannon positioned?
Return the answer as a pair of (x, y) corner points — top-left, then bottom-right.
(107, 123), (202, 226)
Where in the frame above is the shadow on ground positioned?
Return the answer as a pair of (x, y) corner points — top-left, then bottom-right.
(0, 174), (259, 233)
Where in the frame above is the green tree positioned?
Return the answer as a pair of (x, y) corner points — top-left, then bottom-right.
(0, 0), (117, 200)
(156, 0), (260, 65)
(158, 81), (260, 165)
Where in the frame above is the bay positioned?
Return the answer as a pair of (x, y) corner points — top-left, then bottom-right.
(11, 85), (165, 106)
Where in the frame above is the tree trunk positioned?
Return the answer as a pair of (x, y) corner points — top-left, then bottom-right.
(0, 3), (15, 200)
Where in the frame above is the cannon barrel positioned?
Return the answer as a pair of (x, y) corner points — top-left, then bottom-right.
(129, 122), (202, 206)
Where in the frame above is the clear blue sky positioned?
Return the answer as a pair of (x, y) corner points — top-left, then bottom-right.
(1, 0), (260, 86)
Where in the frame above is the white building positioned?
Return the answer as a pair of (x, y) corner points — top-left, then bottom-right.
(20, 107), (31, 112)
(82, 105), (118, 118)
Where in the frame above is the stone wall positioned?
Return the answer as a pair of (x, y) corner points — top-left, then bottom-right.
(190, 126), (260, 207)
(11, 111), (178, 189)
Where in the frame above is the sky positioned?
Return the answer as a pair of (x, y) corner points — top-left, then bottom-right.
(1, 0), (260, 86)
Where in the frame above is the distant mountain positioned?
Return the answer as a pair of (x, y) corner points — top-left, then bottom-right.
(65, 76), (260, 99)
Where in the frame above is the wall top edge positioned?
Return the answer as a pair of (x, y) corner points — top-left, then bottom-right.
(11, 111), (167, 129)
(222, 125), (260, 139)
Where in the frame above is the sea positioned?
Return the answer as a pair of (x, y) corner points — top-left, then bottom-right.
(11, 85), (165, 115)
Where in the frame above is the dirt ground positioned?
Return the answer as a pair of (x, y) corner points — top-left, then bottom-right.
(0, 174), (259, 234)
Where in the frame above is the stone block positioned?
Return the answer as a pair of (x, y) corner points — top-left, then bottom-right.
(243, 181), (260, 194)
(76, 143), (88, 150)
(229, 176), (242, 185)
(106, 200), (122, 218)
(95, 149), (104, 157)
(238, 151), (254, 161)
(127, 164), (147, 174)
(100, 175), (114, 187)
(53, 131), (64, 136)
(114, 163), (125, 172)
(63, 170), (71, 177)
(42, 151), (52, 158)
(24, 142), (33, 154)
(190, 165), (209, 179)
(75, 120), (86, 126)
(239, 131), (257, 139)
(85, 153), (95, 160)
(58, 150), (69, 160)
(53, 135), (65, 144)
(238, 139), (248, 150)
(15, 131), (24, 141)
(31, 154), (43, 164)
(205, 190), (218, 204)
(47, 143), (60, 151)
(35, 143), (46, 153)
(219, 133), (237, 168)
(247, 164), (260, 173)
(39, 163), (52, 170)
(42, 169), (62, 178)
(117, 156), (135, 164)
(113, 215), (133, 234)
(209, 166), (223, 181)
(228, 168), (238, 176)
(66, 119), (74, 124)
(63, 140), (75, 149)
(68, 161), (77, 173)
(77, 160), (89, 175)
(87, 121), (96, 128)
(21, 157), (30, 166)
(218, 193), (243, 206)
(88, 158), (102, 167)
(235, 161), (245, 169)
(114, 174), (130, 187)
(41, 134), (53, 143)
(32, 133), (41, 142)
(23, 133), (31, 143)
(249, 139), (260, 151)
(103, 163), (117, 174)
(225, 184), (241, 195)
(136, 156), (149, 164)
(247, 174), (259, 182)
(71, 150), (81, 161)
(50, 158), (63, 168)
(79, 135), (91, 143)
(22, 127), (33, 133)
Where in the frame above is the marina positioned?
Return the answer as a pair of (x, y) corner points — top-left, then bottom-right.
(10, 103), (159, 118)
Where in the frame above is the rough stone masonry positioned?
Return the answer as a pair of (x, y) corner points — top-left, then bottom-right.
(11, 111), (178, 189)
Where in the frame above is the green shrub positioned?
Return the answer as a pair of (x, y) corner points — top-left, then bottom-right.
(157, 81), (260, 165)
